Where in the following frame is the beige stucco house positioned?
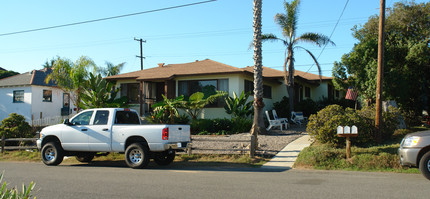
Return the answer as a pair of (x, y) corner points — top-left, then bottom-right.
(105, 59), (340, 118)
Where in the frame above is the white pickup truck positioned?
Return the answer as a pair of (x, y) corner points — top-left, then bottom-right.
(37, 108), (190, 169)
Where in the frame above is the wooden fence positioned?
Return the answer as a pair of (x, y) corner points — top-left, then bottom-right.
(187, 135), (256, 157)
(1, 136), (38, 153)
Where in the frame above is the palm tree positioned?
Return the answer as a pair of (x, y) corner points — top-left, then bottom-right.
(262, 0), (335, 112)
(96, 61), (126, 77)
(250, 0), (264, 156)
(45, 56), (96, 111)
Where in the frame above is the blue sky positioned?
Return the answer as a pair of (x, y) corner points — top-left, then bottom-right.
(0, 0), (425, 76)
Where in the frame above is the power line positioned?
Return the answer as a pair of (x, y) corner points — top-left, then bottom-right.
(305, 0), (349, 74)
(0, 0), (216, 37)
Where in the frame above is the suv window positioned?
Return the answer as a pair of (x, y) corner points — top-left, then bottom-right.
(115, 111), (140, 124)
(94, 111), (109, 125)
(71, 111), (94, 125)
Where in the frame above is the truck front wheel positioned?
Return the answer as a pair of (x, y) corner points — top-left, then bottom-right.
(154, 151), (175, 166)
(419, 151), (430, 180)
(41, 142), (64, 166)
(125, 143), (150, 169)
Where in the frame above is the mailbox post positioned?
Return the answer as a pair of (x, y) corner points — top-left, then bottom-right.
(337, 125), (358, 159)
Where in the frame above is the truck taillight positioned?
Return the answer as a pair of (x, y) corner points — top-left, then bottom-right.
(162, 128), (169, 140)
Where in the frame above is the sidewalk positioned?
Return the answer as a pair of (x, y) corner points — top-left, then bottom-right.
(261, 134), (312, 170)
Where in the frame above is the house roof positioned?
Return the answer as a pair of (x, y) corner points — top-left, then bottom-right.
(105, 59), (332, 82)
(105, 59), (245, 81)
(0, 68), (56, 87)
(241, 66), (333, 81)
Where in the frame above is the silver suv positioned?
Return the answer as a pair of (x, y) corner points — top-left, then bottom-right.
(398, 130), (430, 180)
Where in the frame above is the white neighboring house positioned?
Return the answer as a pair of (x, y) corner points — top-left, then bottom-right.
(0, 68), (76, 126)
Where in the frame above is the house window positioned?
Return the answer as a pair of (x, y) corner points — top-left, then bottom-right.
(305, 87), (311, 98)
(178, 79), (228, 107)
(13, 90), (24, 103)
(244, 80), (272, 99)
(43, 90), (52, 102)
(120, 83), (139, 103)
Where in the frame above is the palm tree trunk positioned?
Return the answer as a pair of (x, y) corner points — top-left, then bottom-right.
(250, 0), (265, 157)
(287, 48), (295, 112)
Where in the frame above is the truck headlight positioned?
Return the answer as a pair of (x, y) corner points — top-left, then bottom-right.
(403, 136), (420, 147)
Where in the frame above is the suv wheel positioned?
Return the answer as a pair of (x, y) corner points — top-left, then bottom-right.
(419, 151), (430, 180)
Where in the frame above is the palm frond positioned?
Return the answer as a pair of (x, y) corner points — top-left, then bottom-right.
(296, 32), (335, 47)
(296, 46), (323, 81)
(284, 0), (300, 40)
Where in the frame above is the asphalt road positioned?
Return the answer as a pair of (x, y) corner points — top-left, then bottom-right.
(1, 161), (429, 199)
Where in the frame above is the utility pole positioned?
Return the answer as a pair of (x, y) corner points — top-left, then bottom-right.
(375, 0), (385, 142)
(134, 38), (146, 70)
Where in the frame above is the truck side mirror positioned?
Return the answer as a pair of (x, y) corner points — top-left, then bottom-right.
(64, 119), (72, 126)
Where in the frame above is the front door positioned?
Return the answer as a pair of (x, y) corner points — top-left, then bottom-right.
(156, 82), (165, 102)
(61, 110), (93, 151)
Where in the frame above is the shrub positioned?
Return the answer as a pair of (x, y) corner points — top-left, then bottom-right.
(146, 112), (189, 124)
(307, 104), (401, 147)
(190, 119), (232, 135)
(0, 113), (32, 139)
(231, 117), (252, 133)
(273, 96), (290, 118)
(296, 99), (318, 117)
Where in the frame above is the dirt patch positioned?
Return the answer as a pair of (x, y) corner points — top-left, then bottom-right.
(187, 126), (307, 156)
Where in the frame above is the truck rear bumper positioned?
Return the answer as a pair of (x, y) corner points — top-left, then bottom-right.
(149, 142), (189, 152)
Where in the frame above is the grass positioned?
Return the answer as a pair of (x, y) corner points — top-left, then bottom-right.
(294, 133), (426, 173)
(0, 151), (269, 168)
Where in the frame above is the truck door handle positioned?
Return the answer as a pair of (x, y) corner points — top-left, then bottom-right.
(102, 128), (109, 131)
(178, 128), (182, 130)
(81, 129), (88, 132)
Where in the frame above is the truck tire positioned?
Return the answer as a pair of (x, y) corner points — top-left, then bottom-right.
(419, 151), (430, 180)
(125, 143), (150, 169)
(41, 142), (64, 166)
(154, 151), (176, 166)
(76, 153), (95, 163)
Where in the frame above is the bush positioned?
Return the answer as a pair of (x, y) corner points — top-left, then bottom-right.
(231, 117), (252, 133)
(0, 113), (32, 139)
(273, 96), (290, 118)
(307, 105), (400, 147)
(190, 118), (251, 135)
(146, 111), (189, 124)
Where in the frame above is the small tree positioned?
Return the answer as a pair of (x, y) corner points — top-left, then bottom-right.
(0, 113), (32, 139)
(80, 73), (128, 109)
(181, 91), (227, 120)
(224, 91), (253, 119)
(152, 95), (185, 124)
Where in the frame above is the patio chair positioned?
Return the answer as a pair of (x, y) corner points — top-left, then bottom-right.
(272, 110), (289, 129)
(290, 111), (308, 126)
(265, 110), (287, 131)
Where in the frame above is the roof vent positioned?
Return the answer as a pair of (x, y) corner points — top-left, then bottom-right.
(195, 60), (199, 62)
(158, 63), (165, 67)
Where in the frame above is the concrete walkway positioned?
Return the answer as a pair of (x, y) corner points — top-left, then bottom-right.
(261, 134), (312, 170)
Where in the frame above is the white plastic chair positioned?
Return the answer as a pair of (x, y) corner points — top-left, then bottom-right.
(272, 110), (289, 129)
(265, 110), (287, 131)
(291, 111), (308, 126)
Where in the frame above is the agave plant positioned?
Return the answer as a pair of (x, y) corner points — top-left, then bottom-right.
(0, 171), (35, 199)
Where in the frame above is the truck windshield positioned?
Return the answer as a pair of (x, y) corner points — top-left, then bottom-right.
(114, 111), (140, 124)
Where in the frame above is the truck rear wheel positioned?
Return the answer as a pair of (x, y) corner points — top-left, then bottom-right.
(419, 151), (430, 180)
(41, 142), (64, 166)
(125, 143), (150, 169)
(154, 151), (175, 166)
(76, 153), (95, 163)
